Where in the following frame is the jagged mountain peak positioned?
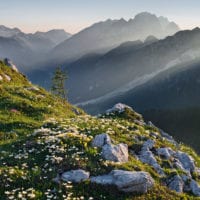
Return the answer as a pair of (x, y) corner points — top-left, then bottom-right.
(51, 12), (180, 64)
(134, 12), (157, 20)
(0, 25), (22, 37)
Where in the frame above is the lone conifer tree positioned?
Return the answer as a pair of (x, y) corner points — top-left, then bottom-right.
(51, 67), (67, 99)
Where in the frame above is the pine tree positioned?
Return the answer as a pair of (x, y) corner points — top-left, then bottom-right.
(51, 67), (67, 99)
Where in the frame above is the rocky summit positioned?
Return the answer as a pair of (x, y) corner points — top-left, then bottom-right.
(1, 61), (200, 199)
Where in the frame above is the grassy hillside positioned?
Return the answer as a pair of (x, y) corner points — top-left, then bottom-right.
(0, 61), (82, 139)
(0, 61), (200, 199)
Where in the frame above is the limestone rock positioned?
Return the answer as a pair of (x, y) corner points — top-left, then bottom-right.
(106, 103), (133, 114)
(138, 140), (164, 175)
(4, 74), (11, 81)
(91, 170), (154, 193)
(157, 147), (174, 159)
(159, 129), (178, 146)
(61, 169), (90, 183)
(139, 149), (164, 176)
(92, 133), (111, 148)
(175, 151), (195, 173)
(190, 180), (200, 196)
(26, 86), (40, 91)
(102, 143), (128, 163)
(141, 139), (155, 151)
(167, 175), (184, 193)
(4, 58), (19, 72)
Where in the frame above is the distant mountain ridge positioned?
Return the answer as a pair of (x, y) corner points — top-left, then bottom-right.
(0, 12), (179, 72)
(27, 12), (180, 97)
(0, 25), (21, 37)
(49, 12), (179, 64)
(0, 26), (72, 71)
(52, 27), (199, 105)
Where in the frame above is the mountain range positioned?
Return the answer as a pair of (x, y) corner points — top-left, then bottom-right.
(48, 12), (179, 65)
(0, 12), (179, 72)
(27, 12), (180, 95)
(0, 26), (71, 71)
(58, 28), (200, 104)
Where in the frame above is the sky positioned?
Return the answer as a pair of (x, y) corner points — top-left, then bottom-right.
(0, 0), (200, 34)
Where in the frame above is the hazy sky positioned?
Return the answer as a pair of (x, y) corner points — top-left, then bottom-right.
(0, 0), (200, 34)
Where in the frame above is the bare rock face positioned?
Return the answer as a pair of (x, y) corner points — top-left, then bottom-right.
(102, 143), (128, 163)
(91, 133), (111, 148)
(91, 170), (154, 193)
(61, 169), (90, 183)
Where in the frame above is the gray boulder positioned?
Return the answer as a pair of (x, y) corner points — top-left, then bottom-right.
(141, 139), (155, 151)
(106, 103), (133, 114)
(157, 147), (174, 159)
(26, 86), (40, 91)
(102, 143), (128, 163)
(61, 169), (90, 183)
(4, 74), (11, 81)
(190, 180), (200, 196)
(159, 129), (178, 146)
(92, 133), (111, 148)
(4, 58), (19, 72)
(91, 170), (154, 193)
(139, 149), (164, 176)
(175, 151), (195, 173)
(173, 159), (187, 173)
(167, 175), (184, 193)
(139, 140), (164, 176)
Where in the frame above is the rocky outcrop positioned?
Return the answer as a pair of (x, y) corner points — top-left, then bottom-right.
(106, 103), (133, 114)
(159, 129), (178, 146)
(91, 170), (154, 193)
(61, 106), (200, 196)
(148, 122), (177, 146)
(4, 74), (11, 81)
(25, 86), (40, 92)
(61, 169), (90, 183)
(138, 140), (164, 176)
(91, 133), (129, 163)
(4, 58), (18, 72)
(190, 179), (200, 196)
(141, 139), (155, 151)
(92, 133), (111, 148)
(102, 143), (128, 163)
(166, 175), (184, 193)
(175, 151), (195, 173)
(157, 147), (174, 159)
